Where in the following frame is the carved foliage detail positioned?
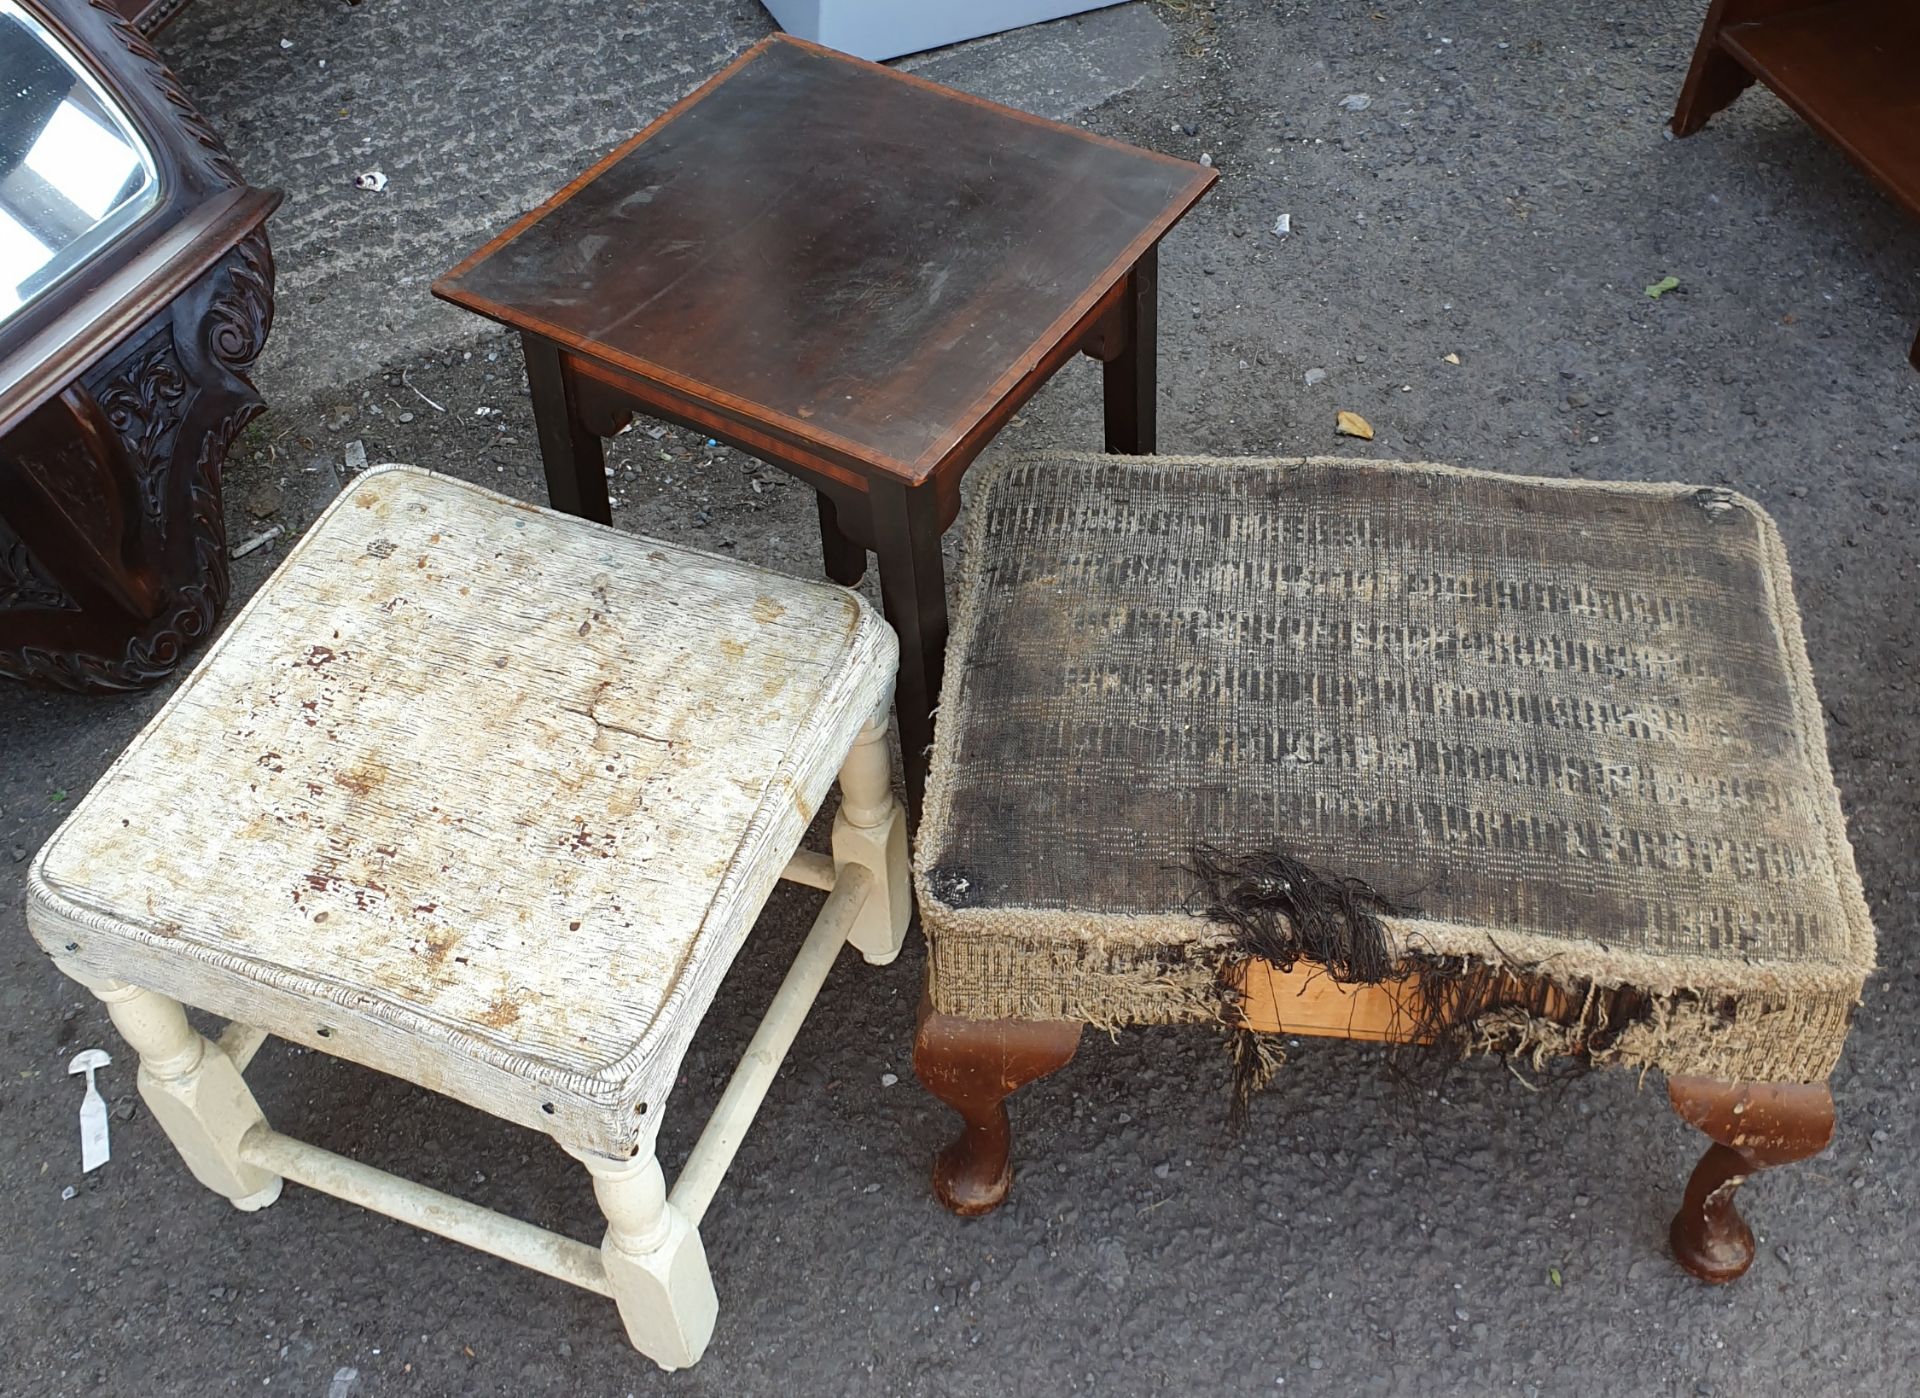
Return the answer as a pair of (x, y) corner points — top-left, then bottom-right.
(204, 226), (274, 374)
(1, 233), (271, 690)
(127, 0), (192, 36)
(0, 530), (72, 611)
(84, 0), (241, 187)
(93, 332), (189, 525)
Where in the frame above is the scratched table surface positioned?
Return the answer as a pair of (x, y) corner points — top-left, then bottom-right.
(433, 35), (1211, 481)
(27, 466), (895, 1156)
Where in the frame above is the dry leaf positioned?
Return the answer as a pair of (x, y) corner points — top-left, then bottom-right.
(1443, 352), (1461, 365)
(1335, 410), (1374, 440)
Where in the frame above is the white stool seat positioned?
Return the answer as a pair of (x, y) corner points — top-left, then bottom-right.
(27, 466), (907, 1369)
(32, 466), (893, 1157)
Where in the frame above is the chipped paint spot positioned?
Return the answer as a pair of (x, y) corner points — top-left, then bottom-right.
(334, 759), (389, 797)
(411, 929), (460, 968)
(477, 996), (521, 1029)
(563, 825), (617, 857)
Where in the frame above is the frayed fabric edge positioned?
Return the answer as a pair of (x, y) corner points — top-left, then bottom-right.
(1188, 847), (1854, 1117)
(921, 847), (1858, 1105)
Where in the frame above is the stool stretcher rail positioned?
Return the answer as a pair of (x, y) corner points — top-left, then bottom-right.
(673, 863), (873, 1226)
(238, 1126), (614, 1297)
(779, 849), (838, 891)
(226, 861), (877, 1300)
(218, 1022), (269, 1070)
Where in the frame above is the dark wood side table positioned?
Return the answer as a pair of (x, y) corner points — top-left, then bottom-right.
(1671, 0), (1919, 370)
(433, 35), (1214, 814)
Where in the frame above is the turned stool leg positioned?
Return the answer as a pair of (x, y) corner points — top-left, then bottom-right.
(574, 1149), (717, 1370)
(913, 997), (1082, 1216)
(1668, 1075), (1835, 1283)
(89, 980), (281, 1210)
(833, 710), (910, 967)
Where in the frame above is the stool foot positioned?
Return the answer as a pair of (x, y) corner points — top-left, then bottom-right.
(230, 1177), (284, 1212)
(89, 981), (282, 1208)
(833, 711), (910, 967)
(577, 1151), (716, 1370)
(912, 998), (1081, 1215)
(1667, 1076), (1834, 1283)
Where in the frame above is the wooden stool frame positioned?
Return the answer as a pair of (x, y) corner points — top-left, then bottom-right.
(914, 961), (1836, 1284)
(50, 710), (909, 1372)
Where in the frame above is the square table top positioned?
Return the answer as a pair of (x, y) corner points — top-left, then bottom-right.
(28, 466), (896, 1157)
(433, 35), (1214, 483)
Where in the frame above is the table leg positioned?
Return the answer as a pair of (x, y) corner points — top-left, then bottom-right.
(816, 493), (868, 586)
(870, 477), (946, 820)
(1102, 243), (1158, 455)
(522, 333), (611, 524)
(1668, 1), (1757, 137)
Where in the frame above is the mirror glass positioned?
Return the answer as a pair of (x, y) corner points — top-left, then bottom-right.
(0, 0), (158, 323)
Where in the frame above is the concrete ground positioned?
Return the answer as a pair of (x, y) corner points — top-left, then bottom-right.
(3, 0), (1917, 1394)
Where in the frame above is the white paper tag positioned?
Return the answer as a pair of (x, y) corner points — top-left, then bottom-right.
(69, 1049), (112, 1174)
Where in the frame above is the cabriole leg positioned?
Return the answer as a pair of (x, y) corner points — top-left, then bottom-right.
(1668, 1075), (1835, 1283)
(575, 1149), (717, 1370)
(833, 708), (910, 966)
(91, 980), (281, 1210)
(913, 997), (1082, 1216)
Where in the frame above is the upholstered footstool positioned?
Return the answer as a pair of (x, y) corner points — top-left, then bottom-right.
(27, 466), (908, 1369)
(911, 452), (1874, 1282)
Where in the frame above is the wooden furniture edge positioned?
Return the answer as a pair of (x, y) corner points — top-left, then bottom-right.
(0, 184), (280, 438)
(431, 37), (1214, 487)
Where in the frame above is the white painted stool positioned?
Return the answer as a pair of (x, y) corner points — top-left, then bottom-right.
(26, 466), (907, 1370)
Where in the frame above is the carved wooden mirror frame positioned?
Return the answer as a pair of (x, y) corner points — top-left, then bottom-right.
(0, 0), (279, 690)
